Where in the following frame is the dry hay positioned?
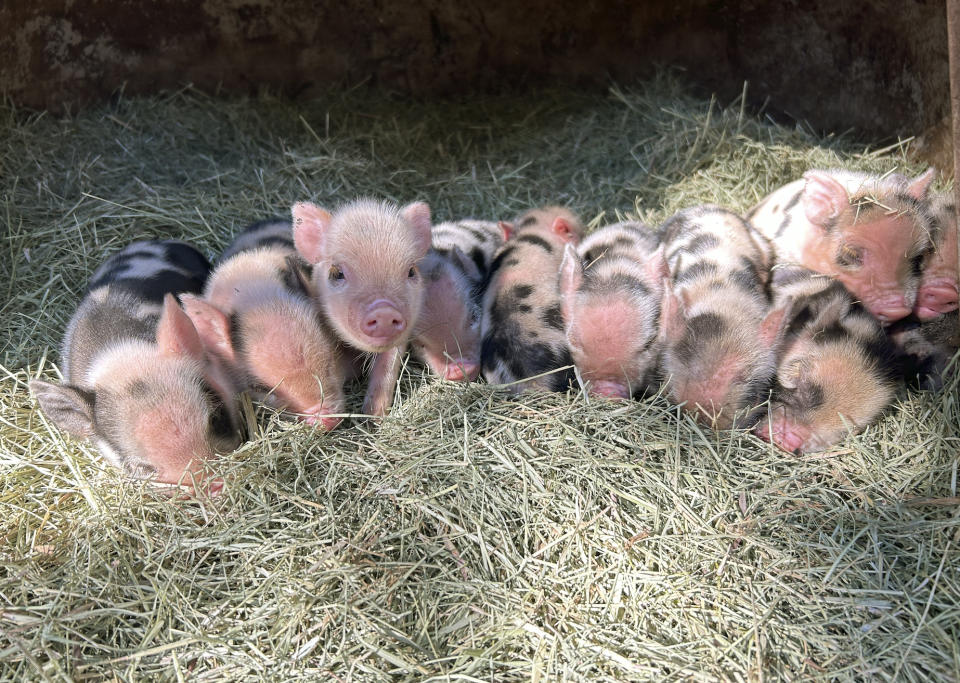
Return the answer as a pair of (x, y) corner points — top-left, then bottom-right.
(2, 76), (959, 680)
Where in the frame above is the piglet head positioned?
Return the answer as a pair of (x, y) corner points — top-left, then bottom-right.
(915, 196), (959, 320)
(33, 295), (241, 494)
(658, 286), (791, 429)
(183, 293), (345, 430)
(801, 169), (937, 324)
(560, 245), (659, 398)
(412, 249), (482, 381)
(293, 199), (432, 352)
(757, 338), (893, 453)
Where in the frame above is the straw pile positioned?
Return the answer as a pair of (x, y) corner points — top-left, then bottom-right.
(2, 76), (958, 680)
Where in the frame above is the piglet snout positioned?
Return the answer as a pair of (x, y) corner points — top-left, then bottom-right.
(301, 402), (343, 431)
(444, 360), (480, 381)
(872, 306), (913, 325)
(589, 380), (631, 399)
(363, 300), (406, 340)
(866, 294), (914, 325)
(756, 420), (808, 454)
(916, 282), (959, 319)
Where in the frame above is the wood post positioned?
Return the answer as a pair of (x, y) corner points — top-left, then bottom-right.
(947, 0), (960, 282)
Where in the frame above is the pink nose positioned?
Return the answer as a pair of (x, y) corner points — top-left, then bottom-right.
(363, 303), (406, 339)
(444, 360), (480, 381)
(756, 421), (807, 454)
(589, 380), (630, 399)
(301, 402), (343, 431)
(917, 284), (959, 318)
(871, 306), (912, 324)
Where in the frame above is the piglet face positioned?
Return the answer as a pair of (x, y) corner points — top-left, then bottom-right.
(565, 292), (658, 399)
(916, 203), (959, 320)
(34, 340), (241, 491)
(112, 295), (241, 487)
(801, 170), (936, 324)
(412, 261), (481, 381)
(757, 340), (892, 453)
(658, 288), (790, 430)
(294, 199), (432, 352)
(237, 303), (345, 430)
(819, 215), (927, 323)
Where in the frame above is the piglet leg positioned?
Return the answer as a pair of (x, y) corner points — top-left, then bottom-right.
(362, 345), (406, 417)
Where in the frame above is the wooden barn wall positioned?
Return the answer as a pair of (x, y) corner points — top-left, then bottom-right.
(0, 0), (950, 151)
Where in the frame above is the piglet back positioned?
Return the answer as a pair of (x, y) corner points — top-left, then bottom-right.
(218, 218), (295, 263)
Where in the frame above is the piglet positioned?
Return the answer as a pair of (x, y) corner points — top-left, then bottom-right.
(480, 205), (584, 392)
(431, 219), (506, 277)
(292, 198), (432, 416)
(30, 240), (242, 490)
(887, 311), (960, 391)
(559, 222), (667, 398)
(748, 168), (937, 323)
(755, 265), (897, 453)
(181, 220), (346, 429)
(658, 206), (790, 429)
(218, 217), (296, 262)
(412, 245), (484, 380)
(914, 193), (959, 320)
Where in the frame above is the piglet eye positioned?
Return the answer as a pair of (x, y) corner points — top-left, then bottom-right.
(408, 266), (418, 279)
(836, 244), (864, 268)
(329, 265), (345, 282)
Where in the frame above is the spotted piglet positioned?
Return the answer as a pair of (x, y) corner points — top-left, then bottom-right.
(431, 219), (506, 277)
(412, 246), (484, 381)
(292, 198), (432, 416)
(409, 218), (506, 381)
(755, 265), (897, 453)
(480, 206), (585, 392)
(658, 206), (790, 429)
(180, 219), (347, 430)
(748, 168), (937, 324)
(558, 222), (667, 398)
(30, 240), (243, 489)
(887, 312), (960, 391)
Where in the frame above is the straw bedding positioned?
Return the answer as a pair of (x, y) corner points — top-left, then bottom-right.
(1, 77), (958, 680)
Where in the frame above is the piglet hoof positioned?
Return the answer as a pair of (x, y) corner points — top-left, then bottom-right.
(588, 380), (631, 399)
(444, 360), (480, 382)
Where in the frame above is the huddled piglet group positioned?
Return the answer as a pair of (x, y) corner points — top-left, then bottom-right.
(31, 167), (960, 489)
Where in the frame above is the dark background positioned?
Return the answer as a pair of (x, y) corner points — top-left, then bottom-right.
(1, 1), (950, 167)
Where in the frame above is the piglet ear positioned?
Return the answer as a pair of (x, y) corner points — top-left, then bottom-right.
(30, 380), (96, 439)
(156, 293), (206, 362)
(285, 255), (318, 299)
(906, 167), (937, 200)
(401, 201), (433, 257)
(759, 298), (794, 349)
(551, 216), (577, 244)
(558, 244), (583, 323)
(449, 245), (482, 283)
(644, 246), (670, 291)
(291, 201), (333, 264)
(179, 294), (236, 364)
(658, 279), (685, 343)
(498, 220), (515, 241)
(802, 171), (849, 230)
